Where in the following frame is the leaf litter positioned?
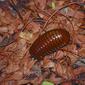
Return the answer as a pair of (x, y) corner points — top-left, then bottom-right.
(0, 0), (85, 85)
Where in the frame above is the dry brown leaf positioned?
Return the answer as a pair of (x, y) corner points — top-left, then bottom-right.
(37, 0), (46, 10)
(79, 48), (85, 57)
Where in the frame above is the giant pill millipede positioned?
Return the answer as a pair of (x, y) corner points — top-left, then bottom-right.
(29, 29), (70, 60)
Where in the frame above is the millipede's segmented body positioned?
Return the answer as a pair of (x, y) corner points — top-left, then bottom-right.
(29, 29), (70, 60)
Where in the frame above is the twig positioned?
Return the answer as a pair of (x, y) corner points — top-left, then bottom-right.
(43, 2), (84, 30)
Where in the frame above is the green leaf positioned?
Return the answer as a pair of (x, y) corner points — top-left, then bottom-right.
(51, 2), (56, 9)
(42, 81), (54, 85)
